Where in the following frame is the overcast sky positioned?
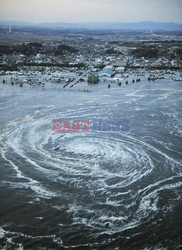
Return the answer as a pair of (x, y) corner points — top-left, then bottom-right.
(0, 0), (182, 23)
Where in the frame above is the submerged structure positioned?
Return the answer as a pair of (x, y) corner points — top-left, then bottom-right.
(88, 73), (99, 83)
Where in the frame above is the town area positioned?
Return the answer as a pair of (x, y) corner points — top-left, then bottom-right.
(0, 29), (182, 89)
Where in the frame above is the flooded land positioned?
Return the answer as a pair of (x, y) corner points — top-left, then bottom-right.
(0, 29), (182, 249)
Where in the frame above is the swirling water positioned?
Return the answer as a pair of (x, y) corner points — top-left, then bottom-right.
(0, 77), (182, 249)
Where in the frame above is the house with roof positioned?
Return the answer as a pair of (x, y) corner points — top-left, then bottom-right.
(98, 66), (115, 77)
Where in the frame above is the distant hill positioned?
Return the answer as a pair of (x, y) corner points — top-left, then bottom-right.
(0, 20), (33, 26)
(0, 20), (182, 31)
(83, 21), (182, 31)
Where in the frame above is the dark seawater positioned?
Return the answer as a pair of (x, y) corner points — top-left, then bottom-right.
(0, 76), (182, 250)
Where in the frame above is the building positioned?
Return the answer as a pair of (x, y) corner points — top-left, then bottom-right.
(98, 68), (115, 77)
(88, 73), (99, 83)
(115, 67), (125, 73)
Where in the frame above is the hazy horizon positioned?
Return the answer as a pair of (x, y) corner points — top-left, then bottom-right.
(0, 0), (182, 24)
(1, 20), (182, 25)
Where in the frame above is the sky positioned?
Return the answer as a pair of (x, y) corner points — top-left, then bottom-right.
(0, 0), (182, 24)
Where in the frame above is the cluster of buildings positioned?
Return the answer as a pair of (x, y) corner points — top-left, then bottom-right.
(0, 33), (181, 84)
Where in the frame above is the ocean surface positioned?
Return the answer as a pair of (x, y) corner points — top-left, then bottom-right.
(0, 76), (182, 249)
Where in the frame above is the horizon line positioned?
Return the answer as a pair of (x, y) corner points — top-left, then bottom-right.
(0, 20), (182, 25)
